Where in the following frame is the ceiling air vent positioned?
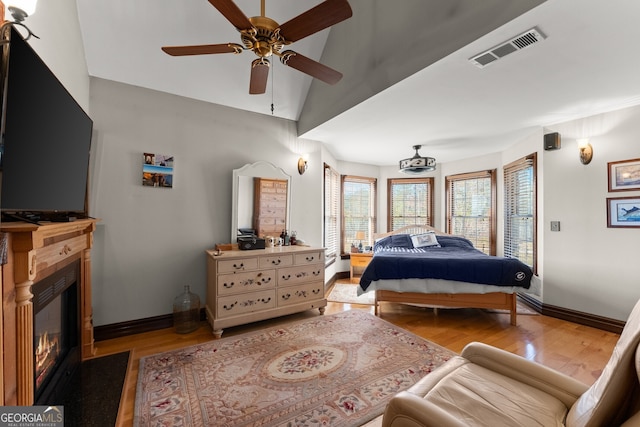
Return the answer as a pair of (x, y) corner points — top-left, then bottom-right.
(470, 27), (546, 68)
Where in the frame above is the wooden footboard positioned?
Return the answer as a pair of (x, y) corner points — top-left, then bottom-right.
(375, 290), (517, 325)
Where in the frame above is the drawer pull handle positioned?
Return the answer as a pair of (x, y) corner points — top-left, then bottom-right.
(312, 288), (321, 294)
(296, 272), (309, 278)
(282, 293), (291, 300)
(282, 274), (291, 280)
(306, 256), (315, 262)
(313, 270), (321, 276)
(223, 282), (235, 289)
(272, 259), (281, 265)
(59, 244), (72, 256)
(223, 302), (238, 311)
(261, 277), (271, 284)
(260, 297), (271, 304)
(233, 263), (244, 270)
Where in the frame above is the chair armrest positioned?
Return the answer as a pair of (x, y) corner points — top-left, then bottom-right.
(461, 342), (589, 407)
(382, 391), (468, 427)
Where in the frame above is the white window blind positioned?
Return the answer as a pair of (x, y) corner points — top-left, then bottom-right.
(323, 163), (340, 263)
(342, 175), (376, 254)
(504, 154), (537, 270)
(388, 178), (433, 231)
(446, 170), (496, 255)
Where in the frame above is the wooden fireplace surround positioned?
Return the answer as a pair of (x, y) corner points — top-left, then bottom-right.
(0, 219), (97, 405)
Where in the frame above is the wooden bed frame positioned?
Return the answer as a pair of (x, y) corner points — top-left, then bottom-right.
(370, 225), (518, 325)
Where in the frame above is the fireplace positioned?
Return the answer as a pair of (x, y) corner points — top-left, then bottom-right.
(1, 219), (96, 405)
(32, 260), (80, 404)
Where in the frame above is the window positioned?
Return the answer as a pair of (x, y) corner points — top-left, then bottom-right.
(446, 170), (496, 255)
(323, 163), (340, 265)
(342, 175), (376, 254)
(388, 178), (433, 231)
(504, 153), (537, 271)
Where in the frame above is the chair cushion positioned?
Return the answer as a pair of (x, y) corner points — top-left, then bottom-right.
(423, 363), (568, 426)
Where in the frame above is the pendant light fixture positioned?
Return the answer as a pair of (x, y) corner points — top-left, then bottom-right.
(399, 145), (436, 174)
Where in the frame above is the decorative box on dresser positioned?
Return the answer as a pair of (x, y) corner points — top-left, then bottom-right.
(206, 245), (326, 338)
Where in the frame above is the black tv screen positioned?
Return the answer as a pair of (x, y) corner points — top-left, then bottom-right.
(1, 26), (93, 215)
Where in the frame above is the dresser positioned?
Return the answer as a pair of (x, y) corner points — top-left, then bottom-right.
(205, 245), (326, 337)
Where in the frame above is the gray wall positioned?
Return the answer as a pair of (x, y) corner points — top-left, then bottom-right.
(89, 79), (323, 325)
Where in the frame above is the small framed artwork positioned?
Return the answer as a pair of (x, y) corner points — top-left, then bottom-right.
(607, 196), (640, 228)
(142, 152), (174, 188)
(608, 158), (640, 192)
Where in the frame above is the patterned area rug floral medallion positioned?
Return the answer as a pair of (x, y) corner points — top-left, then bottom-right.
(134, 310), (454, 426)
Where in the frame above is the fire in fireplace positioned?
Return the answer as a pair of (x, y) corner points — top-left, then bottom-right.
(32, 260), (80, 404)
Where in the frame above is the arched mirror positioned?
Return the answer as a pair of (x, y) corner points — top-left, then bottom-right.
(231, 161), (291, 243)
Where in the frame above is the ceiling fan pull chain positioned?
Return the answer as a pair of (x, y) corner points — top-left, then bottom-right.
(271, 59), (275, 115)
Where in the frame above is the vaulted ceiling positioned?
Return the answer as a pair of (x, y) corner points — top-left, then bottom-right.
(77, 0), (640, 165)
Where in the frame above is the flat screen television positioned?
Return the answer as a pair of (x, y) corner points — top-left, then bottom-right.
(0, 26), (93, 220)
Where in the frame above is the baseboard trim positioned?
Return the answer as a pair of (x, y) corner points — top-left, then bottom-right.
(96, 290), (624, 341)
(94, 309), (206, 342)
(518, 293), (624, 334)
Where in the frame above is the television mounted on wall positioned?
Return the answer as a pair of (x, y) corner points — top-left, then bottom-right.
(0, 26), (93, 222)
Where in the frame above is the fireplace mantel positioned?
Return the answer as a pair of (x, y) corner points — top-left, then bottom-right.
(0, 219), (97, 405)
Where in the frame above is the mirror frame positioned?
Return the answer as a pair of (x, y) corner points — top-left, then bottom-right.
(231, 161), (291, 243)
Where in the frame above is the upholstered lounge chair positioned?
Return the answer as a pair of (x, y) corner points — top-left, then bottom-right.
(378, 298), (640, 427)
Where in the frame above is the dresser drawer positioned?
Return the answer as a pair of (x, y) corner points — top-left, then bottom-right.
(294, 252), (322, 265)
(278, 282), (324, 307)
(278, 264), (323, 287)
(217, 270), (276, 295)
(217, 257), (259, 273)
(259, 254), (293, 269)
(217, 289), (276, 318)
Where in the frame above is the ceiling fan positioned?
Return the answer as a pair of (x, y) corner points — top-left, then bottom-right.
(161, 0), (353, 94)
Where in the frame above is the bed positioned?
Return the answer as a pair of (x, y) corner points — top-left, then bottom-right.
(357, 225), (539, 325)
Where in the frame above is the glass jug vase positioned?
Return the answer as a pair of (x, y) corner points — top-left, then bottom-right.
(173, 285), (200, 334)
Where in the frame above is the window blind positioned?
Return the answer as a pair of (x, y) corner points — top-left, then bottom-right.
(388, 178), (433, 231)
(342, 175), (376, 254)
(446, 170), (496, 255)
(323, 163), (340, 263)
(504, 154), (537, 270)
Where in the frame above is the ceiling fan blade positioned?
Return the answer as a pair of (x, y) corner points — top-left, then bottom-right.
(277, 0), (352, 43)
(249, 58), (270, 94)
(280, 50), (342, 85)
(162, 43), (243, 56)
(208, 0), (253, 31)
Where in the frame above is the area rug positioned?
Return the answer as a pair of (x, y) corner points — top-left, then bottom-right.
(327, 283), (375, 305)
(134, 310), (454, 426)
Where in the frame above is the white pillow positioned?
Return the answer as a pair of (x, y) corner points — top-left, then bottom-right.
(411, 232), (440, 248)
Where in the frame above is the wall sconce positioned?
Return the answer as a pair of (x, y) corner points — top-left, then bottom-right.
(3, 0), (37, 22)
(0, 0), (39, 42)
(577, 138), (593, 165)
(297, 154), (308, 175)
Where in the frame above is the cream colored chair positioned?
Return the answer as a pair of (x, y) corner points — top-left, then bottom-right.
(381, 298), (640, 427)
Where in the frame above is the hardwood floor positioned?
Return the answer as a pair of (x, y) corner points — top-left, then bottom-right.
(95, 281), (621, 427)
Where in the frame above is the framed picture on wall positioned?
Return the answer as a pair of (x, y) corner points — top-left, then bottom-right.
(608, 158), (640, 192)
(607, 196), (640, 228)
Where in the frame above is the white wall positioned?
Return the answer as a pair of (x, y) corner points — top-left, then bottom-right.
(14, 0), (640, 325)
(542, 107), (640, 320)
(23, 0), (90, 112)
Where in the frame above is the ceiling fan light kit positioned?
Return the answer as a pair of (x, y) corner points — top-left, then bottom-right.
(399, 145), (436, 174)
(162, 0), (353, 95)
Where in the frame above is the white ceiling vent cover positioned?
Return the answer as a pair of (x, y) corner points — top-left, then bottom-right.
(470, 27), (546, 68)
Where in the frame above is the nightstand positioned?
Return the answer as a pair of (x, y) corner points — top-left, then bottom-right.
(350, 252), (373, 282)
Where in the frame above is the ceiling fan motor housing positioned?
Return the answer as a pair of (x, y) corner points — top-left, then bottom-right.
(244, 16), (284, 58)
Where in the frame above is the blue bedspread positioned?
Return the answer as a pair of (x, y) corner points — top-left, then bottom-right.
(359, 235), (533, 291)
